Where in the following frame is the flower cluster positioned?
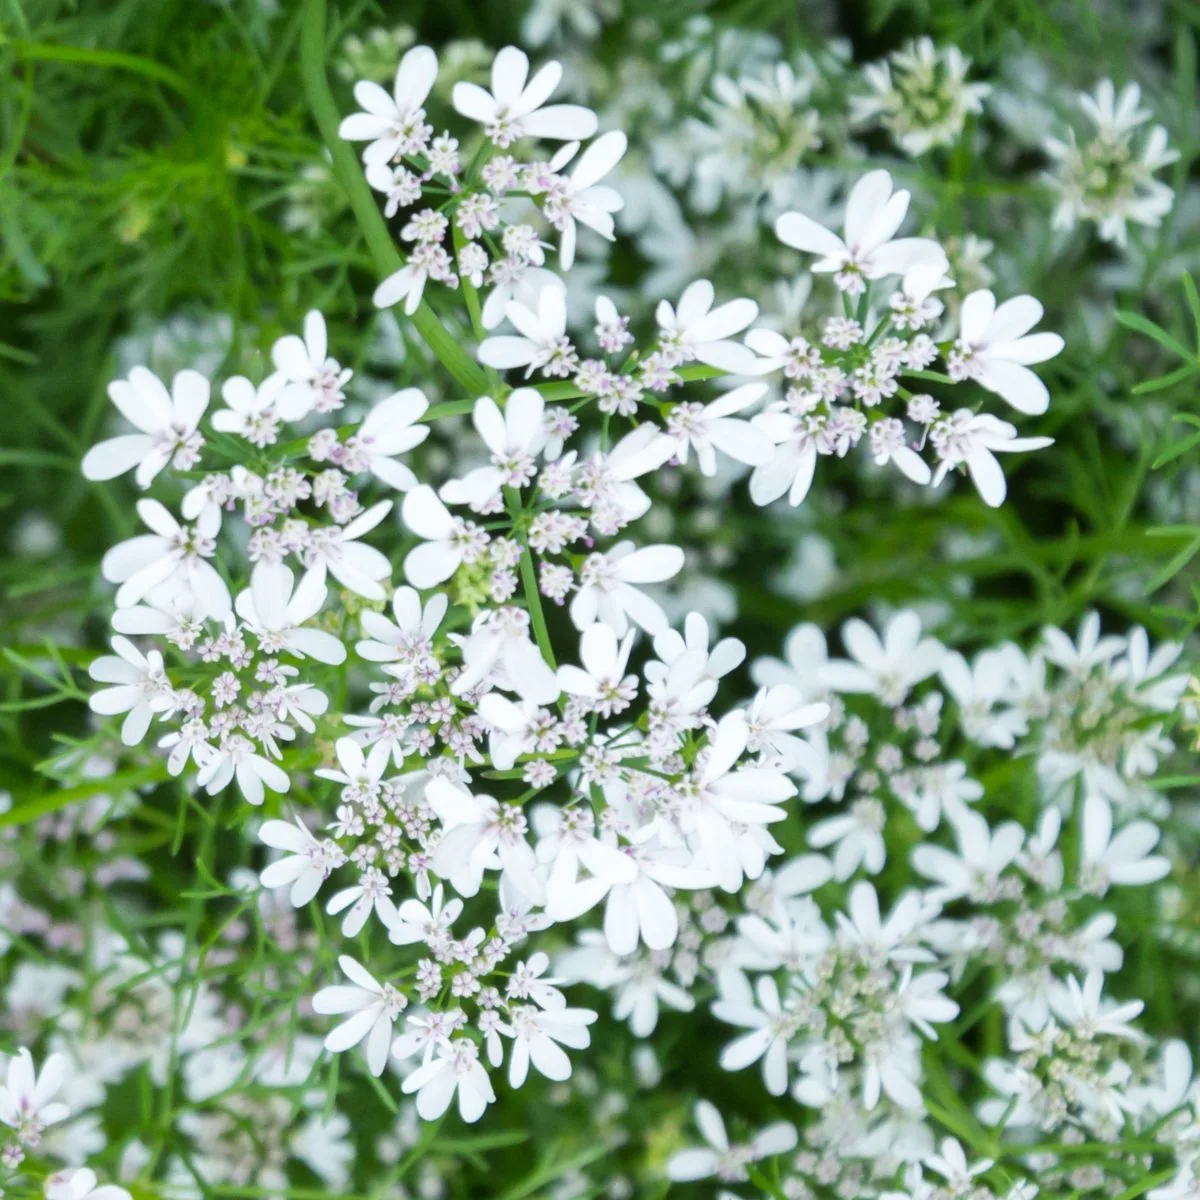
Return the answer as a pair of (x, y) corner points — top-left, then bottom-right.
(0, 1048), (130, 1200)
(340, 43), (625, 316)
(852, 38), (990, 156)
(5, 14), (1194, 1200)
(471, 169), (1064, 510)
(1044, 80), (1179, 247)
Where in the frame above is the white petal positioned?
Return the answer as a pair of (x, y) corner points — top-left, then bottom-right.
(776, 211), (844, 258)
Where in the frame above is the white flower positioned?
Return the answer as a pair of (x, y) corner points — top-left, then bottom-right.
(735, 864), (833, 966)
(101, 499), (231, 621)
(912, 806), (1025, 902)
(312, 956), (408, 1077)
(387, 884), (463, 948)
(1042, 611), (1125, 675)
(924, 1138), (994, 1190)
(290, 1112), (353, 1189)
(895, 967), (959, 1038)
(365, 161), (423, 218)
(0, 1049), (70, 1146)
(326, 868), (400, 937)
(357, 586), (448, 666)
(506, 951), (567, 1009)
(1118, 626), (1188, 710)
(654, 383), (775, 475)
(196, 734), (289, 807)
(521, 0), (610, 46)
(426, 777), (542, 903)
(271, 311), (352, 419)
(1050, 970), (1145, 1041)
(854, 40), (990, 156)
(742, 684), (829, 767)
(939, 648), (1024, 748)
(259, 817), (344, 906)
(338, 45), (438, 164)
(1080, 78), (1155, 139)
(556, 623), (638, 716)
(683, 713), (797, 892)
(809, 798), (887, 879)
(751, 622), (834, 703)
(482, 266), (563, 331)
(775, 170), (946, 295)
(666, 1100), (797, 1183)
(1045, 80), (1178, 247)
(604, 858), (697, 954)
(400, 1039), (495, 1122)
(477, 286), (575, 377)
(352, 389), (431, 490)
(110, 579), (201, 641)
(82, 367), (208, 487)
(477, 693), (552, 770)
(748, 407), (823, 507)
(574, 424), (675, 532)
(440, 390), (547, 509)
(234, 562), (345, 665)
(535, 807), (638, 919)
(893, 259), (953, 328)
(452, 46), (597, 147)
(905, 759), (984, 831)
(372, 258), (436, 317)
(43, 1168), (130, 1200)
(553, 833), (710, 954)
(210, 374), (283, 446)
(304, 499), (394, 601)
(273, 682), (330, 736)
(1079, 793), (1169, 895)
(950, 290), (1064, 415)
(454, 607), (560, 705)
(930, 410), (1054, 507)
(545, 132), (627, 268)
(402, 485), (488, 588)
(822, 610), (944, 704)
(836, 882), (936, 966)
(868, 416), (932, 485)
(652, 614), (744, 681)
(655, 279), (759, 374)
(713, 973), (793, 1095)
(87, 636), (173, 746)
(570, 541), (685, 636)
(505, 1004), (596, 1086)
(317, 736), (392, 798)
(557, 933), (694, 1036)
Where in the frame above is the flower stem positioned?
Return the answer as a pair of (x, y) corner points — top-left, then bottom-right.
(519, 545), (556, 670)
(452, 224), (486, 341)
(505, 486), (557, 670)
(298, 0), (491, 397)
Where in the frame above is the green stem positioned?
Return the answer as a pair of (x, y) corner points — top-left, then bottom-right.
(298, 0), (490, 397)
(533, 362), (726, 403)
(504, 486), (557, 670)
(452, 224), (486, 341)
(519, 545), (556, 670)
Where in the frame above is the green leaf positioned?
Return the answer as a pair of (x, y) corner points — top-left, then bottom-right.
(1182, 273), (1200, 352)
(1115, 310), (1196, 363)
(1133, 362), (1199, 395)
(0, 764), (171, 828)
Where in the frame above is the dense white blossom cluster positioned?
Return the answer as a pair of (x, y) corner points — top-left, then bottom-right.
(4, 11), (1195, 1200)
(1044, 80), (1179, 248)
